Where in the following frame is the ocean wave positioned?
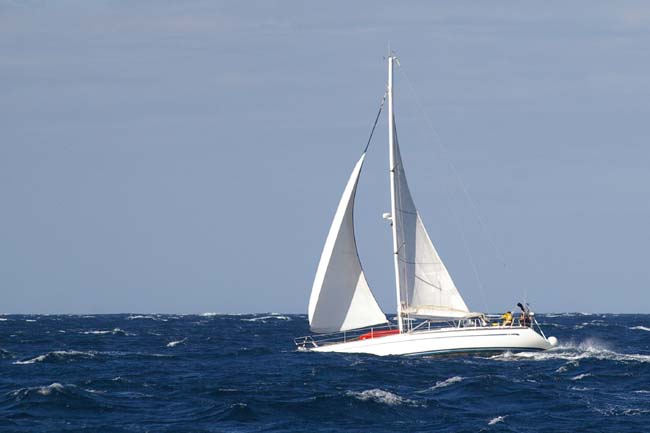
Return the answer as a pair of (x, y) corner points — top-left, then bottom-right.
(14, 350), (96, 365)
(0, 317), (7, 321)
(489, 340), (650, 364)
(166, 338), (187, 348)
(11, 382), (67, 398)
(200, 312), (221, 317)
(595, 405), (650, 417)
(13, 349), (171, 365)
(346, 389), (422, 407)
(571, 373), (592, 381)
(570, 386), (593, 392)
(488, 415), (506, 425)
(81, 328), (132, 336)
(429, 376), (464, 391)
(9, 382), (109, 410)
(126, 315), (158, 320)
(242, 315), (291, 322)
(573, 321), (610, 330)
(630, 326), (650, 332)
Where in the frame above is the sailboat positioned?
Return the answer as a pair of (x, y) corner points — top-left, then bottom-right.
(295, 54), (558, 356)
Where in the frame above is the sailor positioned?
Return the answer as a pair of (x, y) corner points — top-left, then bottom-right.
(517, 302), (531, 327)
(501, 311), (513, 326)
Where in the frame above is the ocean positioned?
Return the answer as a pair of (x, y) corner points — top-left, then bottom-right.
(1, 313), (649, 432)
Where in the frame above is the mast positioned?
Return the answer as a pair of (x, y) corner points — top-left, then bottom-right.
(387, 54), (403, 334)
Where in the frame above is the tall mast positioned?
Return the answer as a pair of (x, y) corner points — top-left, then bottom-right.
(387, 54), (403, 334)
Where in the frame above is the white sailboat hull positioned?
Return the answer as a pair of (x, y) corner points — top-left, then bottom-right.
(308, 326), (553, 357)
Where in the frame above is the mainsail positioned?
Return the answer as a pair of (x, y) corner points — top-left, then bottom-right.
(308, 153), (387, 333)
(391, 131), (471, 319)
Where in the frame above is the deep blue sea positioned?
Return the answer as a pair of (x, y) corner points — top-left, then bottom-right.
(1, 313), (649, 432)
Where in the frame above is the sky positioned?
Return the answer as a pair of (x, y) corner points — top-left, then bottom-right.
(1, 1), (649, 314)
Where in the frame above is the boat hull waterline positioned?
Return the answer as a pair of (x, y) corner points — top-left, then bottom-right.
(304, 326), (555, 357)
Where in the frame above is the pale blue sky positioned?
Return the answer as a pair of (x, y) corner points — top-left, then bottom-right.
(2, 1), (649, 313)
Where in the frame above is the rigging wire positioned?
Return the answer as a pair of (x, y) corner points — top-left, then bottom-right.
(364, 92), (387, 153)
(396, 62), (517, 312)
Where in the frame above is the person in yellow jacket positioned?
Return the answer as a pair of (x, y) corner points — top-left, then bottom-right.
(501, 311), (513, 326)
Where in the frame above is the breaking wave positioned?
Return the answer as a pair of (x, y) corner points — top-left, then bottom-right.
(488, 415), (506, 425)
(346, 389), (422, 406)
(166, 338), (187, 348)
(81, 328), (131, 336)
(11, 382), (67, 398)
(14, 350), (96, 365)
(630, 326), (650, 332)
(242, 314), (291, 322)
(429, 376), (464, 391)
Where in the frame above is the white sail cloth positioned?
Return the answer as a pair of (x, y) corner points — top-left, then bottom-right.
(391, 132), (471, 319)
(308, 154), (388, 333)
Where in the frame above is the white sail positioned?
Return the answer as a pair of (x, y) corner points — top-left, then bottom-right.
(391, 130), (471, 319)
(308, 153), (388, 333)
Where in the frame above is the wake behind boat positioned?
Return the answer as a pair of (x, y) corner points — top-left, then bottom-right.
(295, 54), (557, 356)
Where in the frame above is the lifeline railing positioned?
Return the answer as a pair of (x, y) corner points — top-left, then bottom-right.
(294, 323), (397, 349)
(295, 313), (548, 349)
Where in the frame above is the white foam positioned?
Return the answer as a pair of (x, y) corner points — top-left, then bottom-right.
(126, 315), (156, 320)
(242, 315), (291, 322)
(488, 415), (506, 425)
(200, 312), (220, 317)
(166, 338), (187, 348)
(13, 350), (96, 365)
(11, 383), (68, 396)
(489, 340), (650, 364)
(430, 376), (464, 391)
(570, 386), (593, 392)
(571, 373), (592, 381)
(630, 326), (650, 332)
(347, 389), (421, 406)
(81, 328), (131, 336)
(38, 383), (65, 395)
(0, 318), (7, 321)
(85, 388), (107, 394)
(25, 319), (37, 322)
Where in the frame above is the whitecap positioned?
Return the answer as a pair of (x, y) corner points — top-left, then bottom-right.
(81, 328), (131, 336)
(630, 326), (650, 332)
(570, 386), (593, 392)
(25, 319), (37, 323)
(126, 315), (156, 320)
(0, 317), (8, 321)
(85, 388), (107, 394)
(13, 350), (96, 365)
(38, 382), (65, 395)
(200, 312), (220, 317)
(346, 389), (421, 407)
(488, 415), (506, 425)
(242, 315), (291, 322)
(11, 382), (67, 397)
(430, 376), (464, 390)
(571, 373), (592, 381)
(166, 338), (187, 348)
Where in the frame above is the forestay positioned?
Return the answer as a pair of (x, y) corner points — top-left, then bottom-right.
(308, 154), (388, 333)
(391, 130), (471, 319)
